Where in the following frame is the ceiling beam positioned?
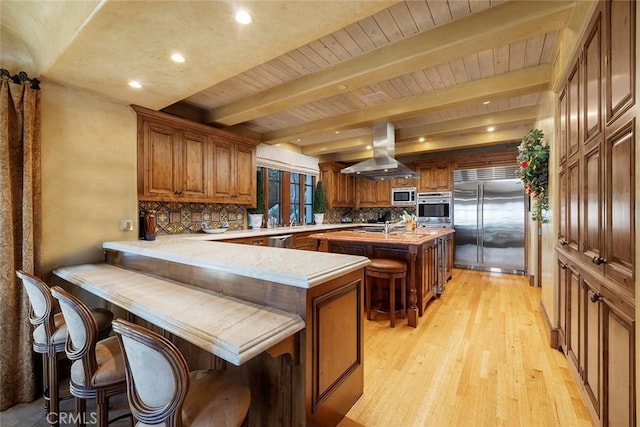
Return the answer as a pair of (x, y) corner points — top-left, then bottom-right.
(301, 106), (538, 156)
(329, 127), (530, 163)
(205, 1), (573, 126)
(263, 65), (550, 144)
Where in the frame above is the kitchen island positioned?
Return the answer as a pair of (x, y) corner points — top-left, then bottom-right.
(309, 228), (455, 328)
(53, 236), (370, 427)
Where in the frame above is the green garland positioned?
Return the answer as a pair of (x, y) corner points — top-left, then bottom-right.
(517, 129), (549, 223)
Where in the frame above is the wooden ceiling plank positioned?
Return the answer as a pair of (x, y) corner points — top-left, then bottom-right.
(204, 1), (574, 126)
(262, 65), (550, 144)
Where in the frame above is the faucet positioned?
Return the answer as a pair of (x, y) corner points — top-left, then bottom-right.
(384, 220), (406, 234)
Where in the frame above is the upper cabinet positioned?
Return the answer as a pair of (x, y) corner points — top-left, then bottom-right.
(356, 178), (390, 208)
(134, 105), (258, 204)
(319, 162), (356, 208)
(415, 161), (452, 192)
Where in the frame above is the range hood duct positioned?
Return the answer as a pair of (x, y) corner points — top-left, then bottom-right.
(341, 122), (419, 181)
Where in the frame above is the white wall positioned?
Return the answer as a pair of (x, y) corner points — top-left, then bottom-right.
(39, 81), (138, 278)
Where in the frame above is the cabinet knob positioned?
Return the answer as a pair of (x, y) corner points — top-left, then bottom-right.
(587, 289), (601, 303)
(560, 263), (567, 270)
(559, 239), (568, 246)
(592, 256), (606, 265)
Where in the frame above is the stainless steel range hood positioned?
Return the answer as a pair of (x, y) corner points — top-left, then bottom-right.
(341, 122), (418, 181)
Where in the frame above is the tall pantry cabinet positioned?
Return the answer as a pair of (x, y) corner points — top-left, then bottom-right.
(556, 1), (636, 426)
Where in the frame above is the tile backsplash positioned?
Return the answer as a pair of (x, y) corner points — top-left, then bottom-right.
(139, 201), (245, 235)
(139, 200), (416, 235)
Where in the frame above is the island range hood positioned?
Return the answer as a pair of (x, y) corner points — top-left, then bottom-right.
(341, 122), (419, 181)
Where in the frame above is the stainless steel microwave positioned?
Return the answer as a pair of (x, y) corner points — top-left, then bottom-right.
(391, 187), (417, 206)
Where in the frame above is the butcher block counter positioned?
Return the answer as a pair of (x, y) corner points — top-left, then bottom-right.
(309, 228), (455, 328)
(53, 236), (370, 427)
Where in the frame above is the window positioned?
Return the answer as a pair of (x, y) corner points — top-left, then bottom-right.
(260, 168), (315, 226)
(267, 169), (281, 226)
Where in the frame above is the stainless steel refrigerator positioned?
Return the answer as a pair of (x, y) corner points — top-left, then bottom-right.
(453, 166), (525, 274)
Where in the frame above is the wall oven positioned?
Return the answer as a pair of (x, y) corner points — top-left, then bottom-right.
(416, 191), (452, 227)
(391, 187), (416, 206)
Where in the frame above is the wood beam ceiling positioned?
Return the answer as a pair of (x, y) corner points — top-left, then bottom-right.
(263, 65), (550, 144)
(204, 1), (573, 127)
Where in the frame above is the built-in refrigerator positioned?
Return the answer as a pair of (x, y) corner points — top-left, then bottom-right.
(453, 166), (526, 274)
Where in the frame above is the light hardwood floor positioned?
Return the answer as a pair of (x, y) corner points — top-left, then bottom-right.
(2, 269), (592, 426)
(338, 268), (593, 427)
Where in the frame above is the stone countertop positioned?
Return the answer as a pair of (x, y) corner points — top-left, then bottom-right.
(185, 222), (377, 241)
(103, 231), (370, 289)
(308, 227), (455, 246)
(54, 263), (305, 366)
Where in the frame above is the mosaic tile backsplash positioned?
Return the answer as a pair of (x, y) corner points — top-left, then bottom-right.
(139, 201), (245, 235)
(139, 201), (417, 235)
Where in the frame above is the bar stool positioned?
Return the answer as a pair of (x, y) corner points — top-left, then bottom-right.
(16, 271), (113, 426)
(50, 286), (127, 427)
(365, 258), (407, 327)
(112, 318), (251, 426)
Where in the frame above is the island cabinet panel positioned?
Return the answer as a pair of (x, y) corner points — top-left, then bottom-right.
(134, 105), (258, 204)
(307, 275), (363, 425)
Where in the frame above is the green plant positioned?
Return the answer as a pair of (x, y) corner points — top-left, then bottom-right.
(313, 181), (326, 213)
(247, 169), (265, 214)
(517, 129), (549, 223)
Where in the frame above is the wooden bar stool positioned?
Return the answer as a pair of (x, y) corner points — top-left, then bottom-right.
(365, 258), (407, 327)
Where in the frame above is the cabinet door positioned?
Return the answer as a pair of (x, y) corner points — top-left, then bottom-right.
(558, 166), (568, 247)
(605, 0), (636, 124)
(375, 180), (391, 205)
(211, 140), (235, 201)
(433, 163), (452, 190)
(582, 9), (603, 148)
(234, 144), (256, 204)
(558, 87), (568, 166)
(338, 173), (356, 206)
(421, 241), (437, 314)
(567, 61), (581, 160)
(143, 121), (180, 197)
(566, 263), (582, 373)
(567, 157), (581, 255)
(582, 277), (601, 417)
(417, 165), (435, 192)
(356, 178), (376, 206)
(181, 131), (208, 198)
(601, 290), (635, 427)
(558, 259), (568, 351)
(604, 120), (635, 292)
(582, 144), (603, 268)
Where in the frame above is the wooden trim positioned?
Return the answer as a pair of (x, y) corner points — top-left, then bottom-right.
(539, 300), (560, 350)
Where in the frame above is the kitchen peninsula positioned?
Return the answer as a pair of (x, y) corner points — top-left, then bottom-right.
(53, 235), (370, 427)
(309, 228), (455, 327)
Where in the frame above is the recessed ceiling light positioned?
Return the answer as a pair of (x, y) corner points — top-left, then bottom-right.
(296, 138), (301, 142)
(235, 9), (253, 24)
(418, 137), (426, 142)
(338, 84), (348, 90)
(366, 145), (372, 150)
(487, 126), (495, 132)
(171, 53), (186, 63)
(335, 130), (340, 134)
(483, 101), (491, 105)
(128, 81), (142, 89)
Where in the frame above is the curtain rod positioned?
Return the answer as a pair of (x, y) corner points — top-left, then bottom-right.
(0, 69), (40, 90)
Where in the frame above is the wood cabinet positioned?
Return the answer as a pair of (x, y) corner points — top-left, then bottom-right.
(555, 3), (636, 424)
(211, 139), (256, 204)
(319, 162), (356, 208)
(355, 178), (390, 207)
(134, 105), (258, 204)
(415, 161), (452, 192)
(225, 236), (267, 246)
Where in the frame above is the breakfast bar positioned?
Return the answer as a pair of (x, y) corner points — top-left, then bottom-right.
(53, 237), (371, 427)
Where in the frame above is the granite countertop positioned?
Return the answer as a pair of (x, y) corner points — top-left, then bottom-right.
(103, 230), (371, 289)
(308, 227), (455, 245)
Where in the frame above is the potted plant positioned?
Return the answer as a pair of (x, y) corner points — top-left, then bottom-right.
(247, 169), (265, 229)
(516, 129), (549, 223)
(313, 181), (326, 225)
